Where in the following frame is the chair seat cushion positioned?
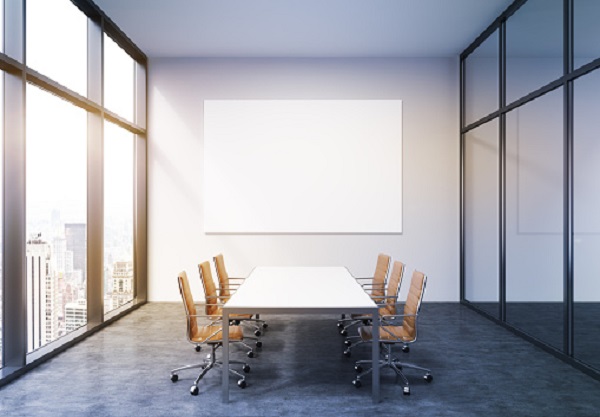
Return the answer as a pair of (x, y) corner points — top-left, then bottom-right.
(350, 304), (395, 320)
(358, 325), (414, 343)
(191, 325), (243, 343)
(210, 307), (253, 320)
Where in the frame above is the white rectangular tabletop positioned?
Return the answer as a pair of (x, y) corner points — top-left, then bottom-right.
(221, 266), (381, 404)
(223, 266), (376, 313)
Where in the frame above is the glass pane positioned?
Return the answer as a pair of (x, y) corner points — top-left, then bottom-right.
(505, 88), (563, 350)
(464, 120), (499, 317)
(506, 0), (563, 105)
(573, 70), (600, 371)
(464, 31), (499, 126)
(104, 121), (134, 314)
(104, 34), (135, 122)
(26, 84), (87, 352)
(0, 72), (4, 367)
(26, 0), (87, 96)
(0, 0), (4, 54)
(574, 0), (600, 70)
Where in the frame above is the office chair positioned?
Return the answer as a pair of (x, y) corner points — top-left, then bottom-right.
(351, 270), (433, 395)
(170, 271), (250, 395)
(338, 253), (391, 336)
(342, 260), (405, 357)
(198, 261), (262, 357)
(213, 253), (268, 335)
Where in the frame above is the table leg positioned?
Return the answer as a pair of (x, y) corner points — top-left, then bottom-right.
(372, 310), (380, 403)
(222, 310), (229, 403)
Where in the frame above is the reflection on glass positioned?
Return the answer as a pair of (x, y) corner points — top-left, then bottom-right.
(26, 84), (87, 353)
(26, 0), (87, 96)
(505, 88), (563, 350)
(104, 121), (134, 314)
(464, 31), (499, 126)
(574, 0), (600, 70)
(506, 0), (563, 104)
(104, 34), (135, 122)
(573, 70), (600, 371)
(464, 120), (499, 317)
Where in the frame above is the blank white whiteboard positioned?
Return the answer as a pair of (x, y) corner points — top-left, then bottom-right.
(204, 100), (402, 233)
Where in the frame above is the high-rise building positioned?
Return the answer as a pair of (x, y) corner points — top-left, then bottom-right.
(52, 236), (67, 275)
(65, 299), (87, 333)
(110, 261), (134, 309)
(65, 223), (86, 284)
(26, 234), (59, 350)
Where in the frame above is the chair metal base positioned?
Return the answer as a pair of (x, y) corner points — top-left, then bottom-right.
(170, 343), (250, 395)
(352, 345), (432, 395)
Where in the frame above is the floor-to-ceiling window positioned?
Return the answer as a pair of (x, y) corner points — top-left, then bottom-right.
(26, 84), (88, 352)
(25, 0), (88, 353)
(461, 0), (600, 380)
(104, 121), (135, 315)
(1, 0), (146, 383)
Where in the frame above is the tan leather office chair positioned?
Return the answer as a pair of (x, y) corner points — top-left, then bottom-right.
(338, 253), (391, 336)
(352, 270), (433, 395)
(342, 260), (405, 356)
(169, 271), (250, 395)
(213, 253), (268, 335)
(199, 261), (262, 356)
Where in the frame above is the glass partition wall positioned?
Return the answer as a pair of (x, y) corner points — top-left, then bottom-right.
(461, 0), (600, 379)
(1, 0), (147, 383)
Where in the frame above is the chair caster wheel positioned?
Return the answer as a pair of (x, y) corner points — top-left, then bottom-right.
(262, 323), (268, 329)
(424, 373), (433, 382)
(354, 365), (363, 373)
(242, 364), (251, 373)
(195, 345), (202, 352)
(256, 341), (263, 348)
(337, 322), (344, 329)
(344, 340), (352, 347)
(234, 320), (241, 325)
(402, 345), (410, 353)
(238, 379), (247, 389)
(343, 350), (351, 358)
(340, 329), (348, 337)
(362, 319), (370, 325)
(190, 385), (199, 395)
(352, 379), (362, 388)
(403, 386), (410, 395)
(247, 351), (254, 358)
(170, 374), (178, 382)
(255, 330), (262, 337)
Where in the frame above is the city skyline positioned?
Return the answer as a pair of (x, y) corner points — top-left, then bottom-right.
(24, 204), (134, 354)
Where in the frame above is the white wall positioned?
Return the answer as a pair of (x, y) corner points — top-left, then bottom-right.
(147, 58), (459, 302)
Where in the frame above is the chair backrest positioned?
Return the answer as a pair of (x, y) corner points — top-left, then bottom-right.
(177, 271), (198, 341)
(372, 253), (391, 297)
(385, 260), (405, 314)
(213, 253), (230, 303)
(402, 270), (427, 341)
(198, 261), (219, 316)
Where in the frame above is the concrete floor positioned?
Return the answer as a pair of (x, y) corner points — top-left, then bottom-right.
(0, 302), (599, 416)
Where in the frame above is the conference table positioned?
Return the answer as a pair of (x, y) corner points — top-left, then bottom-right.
(221, 266), (381, 403)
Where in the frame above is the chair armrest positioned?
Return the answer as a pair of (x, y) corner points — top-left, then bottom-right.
(355, 277), (374, 281)
(205, 302), (225, 307)
(380, 313), (417, 324)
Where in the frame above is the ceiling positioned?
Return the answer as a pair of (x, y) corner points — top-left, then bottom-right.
(92, 0), (513, 59)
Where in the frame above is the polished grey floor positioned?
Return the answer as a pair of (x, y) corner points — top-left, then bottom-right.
(1, 302), (599, 416)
